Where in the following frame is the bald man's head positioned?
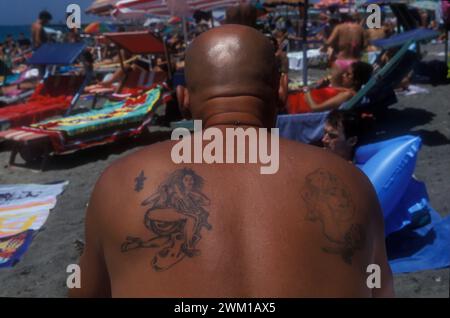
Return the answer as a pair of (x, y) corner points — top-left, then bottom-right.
(179, 25), (288, 127)
(184, 25), (281, 109)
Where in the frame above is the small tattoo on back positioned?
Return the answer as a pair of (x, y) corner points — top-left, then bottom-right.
(134, 170), (147, 192)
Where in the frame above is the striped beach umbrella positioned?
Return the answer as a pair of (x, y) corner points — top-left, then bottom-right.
(84, 21), (115, 34)
(113, 0), (241, 18)
(314, 0), (353, 8)
(86, 0), (121, 15)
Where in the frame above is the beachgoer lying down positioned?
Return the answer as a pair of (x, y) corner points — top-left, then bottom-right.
(85, 58), (163, 95)
(287, 61), (373, 114)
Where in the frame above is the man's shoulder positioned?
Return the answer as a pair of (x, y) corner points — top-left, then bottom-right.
(280, 137), (375, 199)
(90, 140), (177, 217)
(101, 140), (176, 181)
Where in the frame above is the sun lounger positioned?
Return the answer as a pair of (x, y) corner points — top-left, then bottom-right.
(277, 40), (417, 144)
(0, 43), (90, 131)
(88, 31), (168, 105)
(372, 28), (439, 50)
(0, 86), (166, 170)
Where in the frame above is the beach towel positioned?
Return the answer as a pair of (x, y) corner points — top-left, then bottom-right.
(14, 86), (164, 154)
(0, 181), (68, 239)
(31, 87), (161, 136)
(387, 207), (450, 273)
(0, 75), (85, 131)
(0, 181), (68, 268)
(0, 230), (34, 268)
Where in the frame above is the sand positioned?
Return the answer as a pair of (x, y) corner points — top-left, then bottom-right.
(0, 43), (448, 298)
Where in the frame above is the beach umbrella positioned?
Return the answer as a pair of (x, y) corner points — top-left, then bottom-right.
(86, 0), (121, 16)
(313, 0), (353, 8)
(114, 0), (171, 17)
(114, 0), (240, 44)
(84, 22), (115, 34)
(113, 0), (241, 18)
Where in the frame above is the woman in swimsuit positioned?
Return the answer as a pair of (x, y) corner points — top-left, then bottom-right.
(287, 61), (373, 114)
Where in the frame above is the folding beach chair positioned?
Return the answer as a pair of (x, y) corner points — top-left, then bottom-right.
(277, 40), (418, 144)
(88, 31), (168, 105)
(371, 28), (440, 51)
(0, 85), (167, 170)
(0, 43), (90, 131)
(363, 1), (440, 51)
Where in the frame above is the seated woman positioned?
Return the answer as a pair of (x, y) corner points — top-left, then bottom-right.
(287, 61), (373, 114)
(85, 56), (167, 95)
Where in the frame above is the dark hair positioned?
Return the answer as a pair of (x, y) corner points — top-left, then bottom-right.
(351, 61), (373, 90)
(39, 10), (53, 21)
(326, 109), (361, 141)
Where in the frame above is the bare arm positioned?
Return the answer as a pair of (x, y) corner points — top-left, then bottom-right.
(68, 172), (113, 298)
(370, 194), (395, 297)
(355, 168), (395, 297)
(306, 90), (354, 112)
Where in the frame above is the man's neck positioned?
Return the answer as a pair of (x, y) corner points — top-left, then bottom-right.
(198, 96), (275, 130)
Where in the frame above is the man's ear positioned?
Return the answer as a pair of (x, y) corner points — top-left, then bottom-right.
(278, 73), (288, 109)
(347, 136), (358, 147)
(176, 85), (192, 120)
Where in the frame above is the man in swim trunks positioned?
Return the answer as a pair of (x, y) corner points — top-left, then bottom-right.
(31, 11), (52, 50)
(70, 25), (393, 298)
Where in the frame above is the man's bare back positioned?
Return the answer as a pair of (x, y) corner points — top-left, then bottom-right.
(71, 136), (392, 297)
(327, 22), (367, 60)
(70, 25), (393, 298)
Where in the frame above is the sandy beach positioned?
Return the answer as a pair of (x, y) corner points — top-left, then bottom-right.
(0, 41), (449, 298)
